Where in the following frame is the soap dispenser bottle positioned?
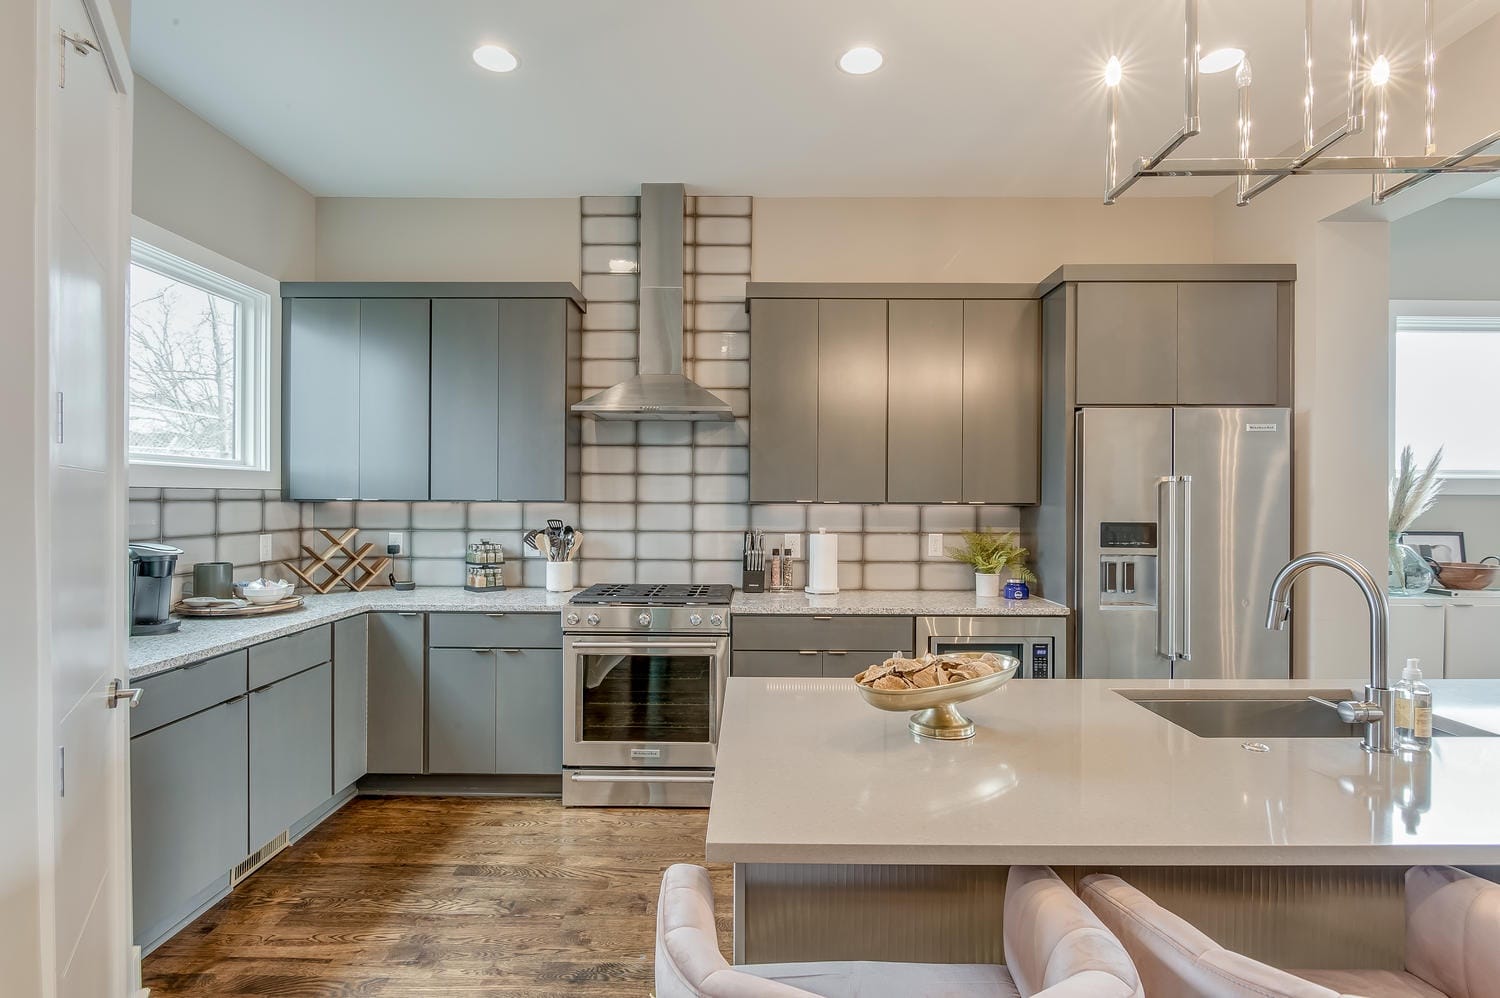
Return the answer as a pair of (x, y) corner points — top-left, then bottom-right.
(1394, 657), (1433, 753)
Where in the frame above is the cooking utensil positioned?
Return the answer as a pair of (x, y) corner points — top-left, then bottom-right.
(566, 530), (582, 561)
(562, 525), (575, 558)
(854, 652), (1020, 740)
(524, 529), (540, 552)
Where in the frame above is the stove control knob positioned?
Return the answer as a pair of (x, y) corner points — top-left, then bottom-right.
(710, 613), (725, 627)
(637, 612), (652, 627)
(566, 613), (580, 626)
(586, 614), (600, 626)
(689, 614), (703, 626)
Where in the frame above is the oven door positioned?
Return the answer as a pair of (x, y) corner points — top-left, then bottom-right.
(563, 633), (728, 768)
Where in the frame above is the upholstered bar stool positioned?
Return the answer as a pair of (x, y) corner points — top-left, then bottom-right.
(1079, 866), (1500, 998)
(655, 864), (1144, 998)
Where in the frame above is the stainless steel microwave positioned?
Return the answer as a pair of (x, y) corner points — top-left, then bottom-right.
(915, 616), (1068, 679)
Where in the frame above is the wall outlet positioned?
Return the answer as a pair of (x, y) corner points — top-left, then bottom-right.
(258, 533), (273, 561)
(387, 531), (404, 555)
(783, 532), (803, 558)
(927, 533), (945, 557)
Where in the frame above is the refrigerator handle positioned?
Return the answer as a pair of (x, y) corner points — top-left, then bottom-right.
(1179, 475), (1192, 662)
(1156, 476), (1177, 660)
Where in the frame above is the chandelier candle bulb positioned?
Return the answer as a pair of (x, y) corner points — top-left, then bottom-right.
(1236, 57), (1253, 204)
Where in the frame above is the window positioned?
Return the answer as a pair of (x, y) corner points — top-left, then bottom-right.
(127, 224), (278, 487)
(1392, 302), (1500, 487)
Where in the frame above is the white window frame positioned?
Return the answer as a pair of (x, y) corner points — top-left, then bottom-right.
(1389, 299), (1500, 496)
(128, 218), (281, 490)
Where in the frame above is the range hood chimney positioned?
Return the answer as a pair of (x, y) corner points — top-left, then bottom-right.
(572, 183), (735, 421)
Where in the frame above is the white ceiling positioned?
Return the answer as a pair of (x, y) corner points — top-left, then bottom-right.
(131, 0), (1500, 198)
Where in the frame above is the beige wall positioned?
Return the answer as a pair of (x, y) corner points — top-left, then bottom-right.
(314, 197), (581, 284)
(1391, 199), (1500, 301)
(751, 197), (1215, 283)
(132, 77), (316, 280)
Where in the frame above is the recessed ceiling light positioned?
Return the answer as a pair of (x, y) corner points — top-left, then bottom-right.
(837, 46), (884, 75)
(1198, 47), (1246, 74)
(473, 44), (518, 73)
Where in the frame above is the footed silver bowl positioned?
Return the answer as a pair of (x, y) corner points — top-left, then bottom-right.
(854, 653), (1020, 740)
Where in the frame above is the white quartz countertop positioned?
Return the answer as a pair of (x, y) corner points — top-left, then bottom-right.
(128, 587), (574, 680)
(730, 591), (1069, 616)
(706, 677), (1500, 867)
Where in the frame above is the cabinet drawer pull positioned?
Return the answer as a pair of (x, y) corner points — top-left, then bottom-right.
(813, 615), (834, 620)
(826, 650), (848, 655)
(472, 648), (496, 654)
(500, 648), (522, 654)
(486, 613), (507, 618)
(397, 612), (419, 617)
(798, 650), (819, 656)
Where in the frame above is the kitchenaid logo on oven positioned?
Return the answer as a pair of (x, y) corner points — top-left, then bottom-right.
(630, 747), (662, 759)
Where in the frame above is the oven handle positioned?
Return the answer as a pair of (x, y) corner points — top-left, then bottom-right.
(568, 640), (722, 650)
(568, 773), (716, 784)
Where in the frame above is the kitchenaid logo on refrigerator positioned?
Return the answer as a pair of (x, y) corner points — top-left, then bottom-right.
(1245, 423), (1279, 432)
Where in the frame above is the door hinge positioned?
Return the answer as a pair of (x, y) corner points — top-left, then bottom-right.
(55, 392), (64, 444)
(59, 30), (100, 89)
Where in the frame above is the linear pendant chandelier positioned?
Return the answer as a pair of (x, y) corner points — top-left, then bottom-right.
(1103, 0), (1500, 206)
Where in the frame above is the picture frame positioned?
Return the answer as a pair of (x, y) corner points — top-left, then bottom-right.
(1400, 530), (1466, 564)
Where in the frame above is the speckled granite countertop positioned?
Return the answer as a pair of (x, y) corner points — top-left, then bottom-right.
(730, 590), (1069, 617)
(128, 588), (574, 680)
(129, 587), (1071, 680)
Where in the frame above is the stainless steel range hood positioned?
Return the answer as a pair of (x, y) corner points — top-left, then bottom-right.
(572, 183), (735, 421)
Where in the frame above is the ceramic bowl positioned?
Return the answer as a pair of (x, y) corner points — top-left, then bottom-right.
(1436, 561), (1500, 590)
(238, 580), (295, 605)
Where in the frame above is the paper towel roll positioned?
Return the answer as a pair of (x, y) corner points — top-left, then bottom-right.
(805, 529), (840, 595)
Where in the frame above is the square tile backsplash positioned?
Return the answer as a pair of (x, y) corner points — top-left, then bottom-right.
(136, 194), (1024, 594)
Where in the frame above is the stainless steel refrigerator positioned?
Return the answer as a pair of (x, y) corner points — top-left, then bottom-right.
(1077, 407), (1291, 679)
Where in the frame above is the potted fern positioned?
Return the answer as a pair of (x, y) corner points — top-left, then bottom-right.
(1389, 445), (1444, 595)
(946, 530), (1038, 598)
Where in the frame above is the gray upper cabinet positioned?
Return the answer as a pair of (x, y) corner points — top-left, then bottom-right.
(1075, 283), (1179, 405)
(430, 299), (501, 501)
(749, 298), (819, 502)
(248, 662), (333, 848)
(1075, 281), (1289, 406)
(367, 612), (426, 774)
(357, 298), (431, 500)
(887, 300), (963, 503)
(333, 615), (368, 792)
(284, 299), (361, 499)
(431, 298), (579, 502)
(963, 300), (1041, 504)
(818, 299), (888, 502)
(1176, 282), (1281, 405)
(285, 284), (583, 502)
(130, 697), (249, 948)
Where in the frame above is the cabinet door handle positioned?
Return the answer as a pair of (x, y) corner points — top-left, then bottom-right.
(486, 613), (507, 618)
(813, 615), (833, 620)
(798, 650), (819, 656)
(826, 650), (848, 656)
(397, 612), (419, 617)
(500, 648), (522, 654)
(472, 648), (496, 655)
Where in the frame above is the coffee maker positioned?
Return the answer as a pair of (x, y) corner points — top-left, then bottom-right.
(129, 543), (183, 635)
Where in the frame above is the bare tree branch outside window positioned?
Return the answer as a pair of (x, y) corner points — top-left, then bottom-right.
(128, 264), (239, 461)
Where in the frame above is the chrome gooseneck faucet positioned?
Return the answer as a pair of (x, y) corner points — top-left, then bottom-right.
(1265, 552), (1394, 754)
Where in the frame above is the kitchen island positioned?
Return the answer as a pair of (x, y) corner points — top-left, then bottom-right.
(707, 675), (1500, 968)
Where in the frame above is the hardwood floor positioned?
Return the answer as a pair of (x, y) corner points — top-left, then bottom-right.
(144, 797), (730, 997)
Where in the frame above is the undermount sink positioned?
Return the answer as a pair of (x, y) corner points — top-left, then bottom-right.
(1117, 689), (1482, 739)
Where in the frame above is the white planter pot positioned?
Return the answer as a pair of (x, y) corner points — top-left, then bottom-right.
(546, 561), (577, 593)
(975, 572), (1001, 598)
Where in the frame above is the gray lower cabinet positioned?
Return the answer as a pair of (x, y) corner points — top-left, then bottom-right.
(496, 648), (563, 775)
(963, 300), (1041, 503)
(367, 612), (426, 774)
(818, 299), (888, 501)
(333, 615), (368, 791)
(748, 298), (819, 502)
(733, 650), (823, 678)
(888, 300), (963, 503)
(248, 663), (333, 848)
(130, 697), (249, 948)
(428, 648), (499, 773)
(820, 650), (900, 679)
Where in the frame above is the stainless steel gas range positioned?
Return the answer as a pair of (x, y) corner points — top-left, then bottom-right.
(561, 583), (731, 807)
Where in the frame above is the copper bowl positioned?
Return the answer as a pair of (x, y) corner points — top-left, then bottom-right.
(1436, 560), (1500, 590)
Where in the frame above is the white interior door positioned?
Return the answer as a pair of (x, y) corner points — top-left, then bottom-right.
(48, 0), (133, 995)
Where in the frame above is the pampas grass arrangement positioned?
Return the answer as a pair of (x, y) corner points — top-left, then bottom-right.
(1390, 445), (1445, 536)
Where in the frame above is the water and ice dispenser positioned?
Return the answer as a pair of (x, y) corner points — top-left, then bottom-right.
(1098, 522), (1158, 608)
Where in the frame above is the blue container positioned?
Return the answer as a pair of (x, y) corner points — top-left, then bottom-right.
(1004, 579), (1030, 600)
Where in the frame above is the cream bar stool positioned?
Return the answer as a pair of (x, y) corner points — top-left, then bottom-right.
(1079, 866), (1500, 998)
(655, 864), (1144, 998)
